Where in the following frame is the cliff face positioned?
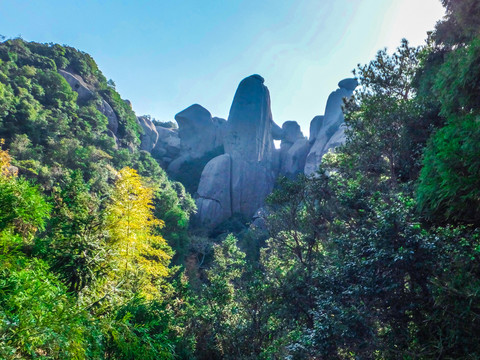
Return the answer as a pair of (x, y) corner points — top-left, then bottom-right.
(136, 75), (357, 228)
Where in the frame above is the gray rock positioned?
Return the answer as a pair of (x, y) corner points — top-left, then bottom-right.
(304, 79), (357, 175)
(196, 154), (232, 228)
(281, 121), (304, 144)
(230, 154), (275, 217)
(124, 99), (133, 109)
(175, 104), (218, 158)
(167, 154), (192, 175)
(58, 70), (94, 102)
(224, 74), (275, 164)
(338, 78), (358, 91)
(309, 116), (324, 144)
(280, 138), (310, 177)
(212, 117), (227, 149)
(251, 207), (268, 230)
(138, 116), (159, 152)
(97, 99), (119, 134)
(153, 126), (181, 158)
(272, 121), (283, 140)
(195, 74), (277, 227)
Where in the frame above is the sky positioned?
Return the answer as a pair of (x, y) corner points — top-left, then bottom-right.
(1, 0), (445, 136)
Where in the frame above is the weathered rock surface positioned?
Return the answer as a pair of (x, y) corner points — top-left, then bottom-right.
(138, 116), (159, 152)
(136, 75), (357, 228)
(59, 69), (120, 142)
(196, 75), (277, 227)
(230, 154), (275, 217)
(280, 138), (310, 177)
(272, 121), (283, 140)
(58, 70), (94, 102)
(309, 116), (324, 144)
(304, 78), (358, 175)
(97, 99), (119, 134)
(196, 154), (232, 228)
(152, 126), (181, 162)
(281, 121), (304, 144)
(175, 104), (221, 159)
(251, 207), (268, 230)
(224, 74), (274, 164)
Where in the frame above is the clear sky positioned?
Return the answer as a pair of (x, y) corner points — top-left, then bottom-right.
(1, 0), (445, 136)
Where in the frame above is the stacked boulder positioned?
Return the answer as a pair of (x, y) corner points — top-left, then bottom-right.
(304, 78), (358, 175)
(197, 75), (277, 228)
(135, 75), (358, 228)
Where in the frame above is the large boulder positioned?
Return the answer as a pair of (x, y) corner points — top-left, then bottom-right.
(224, 74), (275, 164)
(97, 99), (119, 135)
(196, 154), (232, 228)
(281, 121), (304, 144)
(58, 70), (94, 102)
(175, 104), (220, 158)
(153, 126), (181, 161)
(272, 121), (283, 140)
(230, 154), (275, 217)
(212, 117), (227, 148)
(138, 116), (159, 152)
(280, 138), (310, 177)
(304, 78), (357, 175)
(309, 115), (323, 144)
(195, 75), (277, 227)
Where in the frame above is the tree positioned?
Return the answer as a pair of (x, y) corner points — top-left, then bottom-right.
(106, 167), (171, 298)
(417, 22), (480, 224)
(343, 39), (438, 187)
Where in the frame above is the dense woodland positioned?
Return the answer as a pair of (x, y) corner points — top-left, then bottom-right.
(1, 0), (480, 358)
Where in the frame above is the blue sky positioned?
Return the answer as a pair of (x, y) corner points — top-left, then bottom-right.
(1, 0), (445, 135)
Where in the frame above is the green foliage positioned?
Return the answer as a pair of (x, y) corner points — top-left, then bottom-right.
(0, 175), (50, 238)
(0, 255), (90, 359)
(418, 113), (480, 223)
(435, 0), (480, 47)
(345, 39), (440, 185)
(0, 38), (196, 358)
(417, 36), (480, 224)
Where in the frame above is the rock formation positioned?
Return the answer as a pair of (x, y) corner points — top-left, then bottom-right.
(138, 116), (159, 152)
(59, 69), (120, 144)
(132, 75), (357, 228)
(59, 70), (94, 102)
(304, 78), (358, 175)
(278, 121), (308, 177)
(196, 75), (277, 228)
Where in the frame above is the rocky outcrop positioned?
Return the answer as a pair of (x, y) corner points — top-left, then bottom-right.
(196, 75), (277, 227)
(304, 78), (358, 175)
(97, 99), (119, 135)
(278, 121), (308, 177)
(175, 104), (224, 158)
(138, 116), (159, 152)
(135, 75), (357, 228)
(223, 75), (275, 164)
(59, 70), (94, 102)
(152, 126), (181, 163)
(59, 69), (120, 142)
(281, 121), (304, 144)
(280, 138), (310, 177)
(309, 116), (323, 144)
(196, 154), (232, 228)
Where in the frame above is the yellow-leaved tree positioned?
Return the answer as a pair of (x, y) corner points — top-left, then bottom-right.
(0, 139), (15, 176)
(106, 167), (171, 298)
